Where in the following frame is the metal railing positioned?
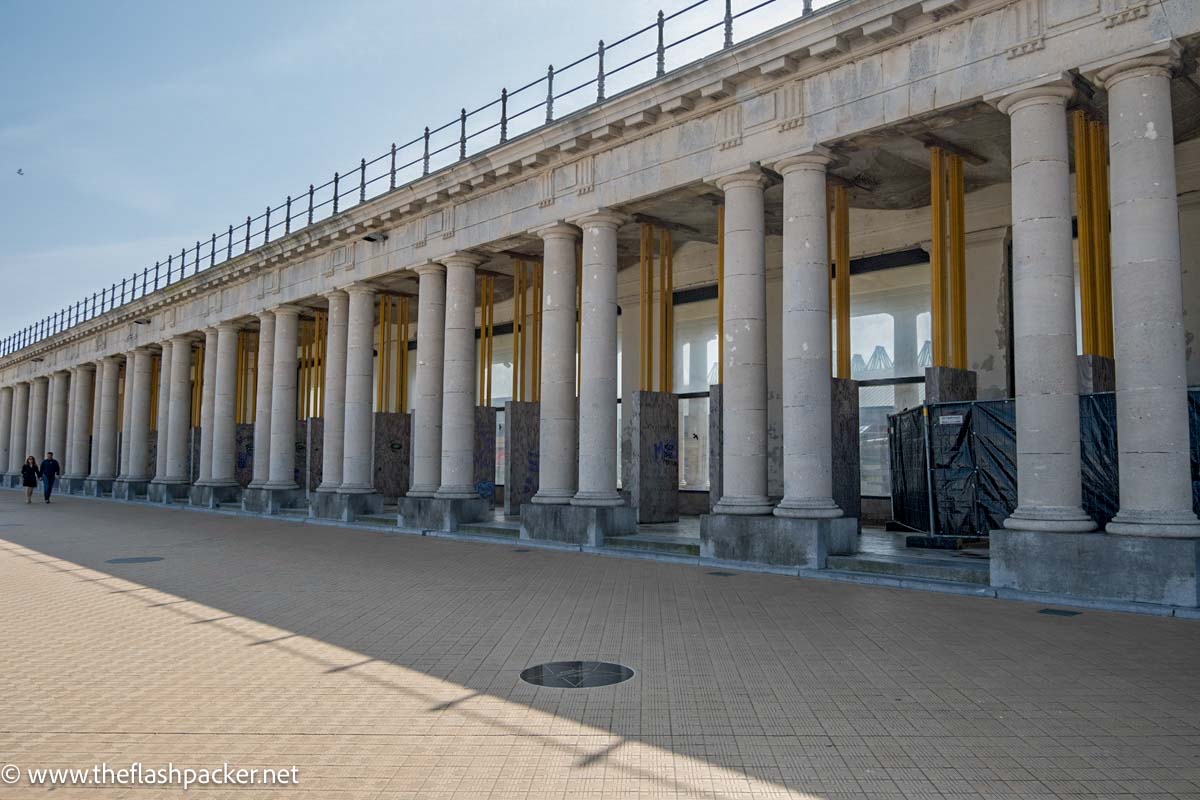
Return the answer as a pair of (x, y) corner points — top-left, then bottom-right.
(2, 0), (822, 359)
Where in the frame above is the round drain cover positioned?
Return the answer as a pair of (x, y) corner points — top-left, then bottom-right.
(105, 557), (163, 564)
(520, 661), (634, 689)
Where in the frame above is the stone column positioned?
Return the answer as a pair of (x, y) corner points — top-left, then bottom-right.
(773, 150), (842, 519)
(62, 371), (76, 472)
(48, 371), (68, 460)
(154, 342), (172, 479)
(125, 348), (153, 481)
(340, 284), (376, 493)
(408, 264), (446, 496)
(162, 336), (193, 483)
(88, 367), (103, 476)
(94, 357), (121, 479)
(28, 376), (48, 461)
(573, 211), (625, 507)
(209, 322), (240, 486)
(49, 371), (68, 461)
(118, 355), (134, 478)
(9, 382), (28, 473)
(68, 367), (94, 478)
(994, 83), (1095, 532)
(1098, 51), (1200, 537)
(712, 168), (772, 514)
(0, 386), (11, 476)
(249, 312), (275, 488)
(531, 224), (580, 505)
(9, 382), (29, 473)
(266, 306), (301, 489)
(196, 328), (218, 483)
(318, 290), (349, 492)
(435, 254), (483, 499)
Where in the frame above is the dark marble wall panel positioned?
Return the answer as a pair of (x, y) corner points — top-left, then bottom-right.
(708, 384), (723, 512)
(146, 437), (157, 481)
(628, 390), (679, 524)
(503, 401), (539, 516)
(189, 428), (200, 483)
(474, 406), (497, 502)
(235, 423), (254, 487)
(304, 418), (321, 494)
(832, 377), (861, 526)
(374, 411), (410, 499)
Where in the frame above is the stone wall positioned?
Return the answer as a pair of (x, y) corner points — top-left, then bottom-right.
(373, 411), (410, 498)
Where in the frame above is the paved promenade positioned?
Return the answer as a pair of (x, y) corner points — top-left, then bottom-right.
(1, 493), (1198, 799)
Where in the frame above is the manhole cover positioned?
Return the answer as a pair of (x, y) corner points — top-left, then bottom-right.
(707, 571), (737, 577)
(520, 661), (634, 689)
(512, 548), (531, 553)
(1038, 608), (1080, 617)
(105, 557), (164, 564)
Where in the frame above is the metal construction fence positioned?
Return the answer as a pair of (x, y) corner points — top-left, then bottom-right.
(2, 0), (824, 358)
(888, 390), (1200, 537)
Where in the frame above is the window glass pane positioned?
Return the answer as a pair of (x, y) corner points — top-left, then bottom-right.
(679, 396), (709, 489)
(673, 298), (718, 393)
(833, 262), (932, 380)
(489, 332), (514, 404)
(495, 408), (505, 486)
(859, 382), (925, 496)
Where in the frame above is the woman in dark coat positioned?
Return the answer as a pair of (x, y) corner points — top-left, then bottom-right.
(20, 456), (40, 504)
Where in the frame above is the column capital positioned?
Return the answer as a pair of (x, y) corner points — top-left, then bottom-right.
(707, 164), (771, 192)
(987, 73), (1074, 116)
(215, 320), (241, 333)
(271, 303), (304, 319)
(169, 333), (196, 347)
(770, 145), (834, 175)
(413, 261), (446, 277)
(321, 288), (349, 302)
(569, 208), (629, 231)
(1082, 39), (1182, 89)
(342, 281), (377, 297)
(533, 221), (580, 241)
(437, 251), (487, 270)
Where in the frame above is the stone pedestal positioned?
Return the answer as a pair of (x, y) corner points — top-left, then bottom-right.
(82, 478), (114, 497)
(1076, 355), (1116, 395)
(625, 390), (678, 524)
(398, 495), (490, 532)
(374, 412), (411, 499)
(832, 377), (861, 526)
(242, 487), (307, 515)
(700, 514), (858, 569)
(189, 483), (241, 509)
(991, 528), (1200, 607)
(924, 366), (977, 404)
(520, 502), (637, 547)
(311, 489), (384, 522)
(235, 423), (254, 487)
(474, 406), (497, 504)
(112, 479), (150, 501)
(148, 481), (191, 504)
(502, 401), (539, 516)
(62, 476), (89, 495)
(306, 417), (323, 495)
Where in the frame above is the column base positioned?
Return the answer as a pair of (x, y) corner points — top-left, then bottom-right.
(82, 478), (115, 497)
(774, 497), (843, 519)
(924, 366), (977, 404)
(398, 495), (490, 532)
(1106, 509), (1200, 538)
(992, 527), (1200, 607)
(701, 513), (858, 568)
(521, 502), (637, 547)
(712, 496), (774, 516)
(3, 474), (19, 489)
(311, 490), (383, 522)
(435, 486), (480, 501)
(148, 480), (192, 504)
(189, 483), (242, 509)
(531, 489), (574, 505)
(112, 479), (151, 501)
(1003, 505), (1096, 533)
(571, 491), (625, 508)
(242, 486), (306, 515)
(61, 476), (90, 495)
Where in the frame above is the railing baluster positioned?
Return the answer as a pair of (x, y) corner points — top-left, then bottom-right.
(264, 205), (272, 244)
(285, 196), (292, 234)
(389, 144), (397, 189)
(500, 89), (508, 143)
(657, 11), (666, 76)
(154, 261), (161, 290)
(307, 185), (315, 225)
(244, 217), (251, 253)
(723, 0), (733, 48)
(210, 233), (216, 267)
(546, 65), (555, 123)
(333, 172), (340, 214)
(802, 0), (812, 14)
(423, 127), (430, 176)
(120, 278), (127, 305)
(459, 108), (467, 160)
(597, 40), (605, 102)
(227, 226), (234, 260)
(359, 158), (367, 202)
(166, 255), (173, 286)
(194, 241), (201, 274)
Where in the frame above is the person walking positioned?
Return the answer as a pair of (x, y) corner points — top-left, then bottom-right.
(40, 451), (61, 504)
(20, 456), (40, 504)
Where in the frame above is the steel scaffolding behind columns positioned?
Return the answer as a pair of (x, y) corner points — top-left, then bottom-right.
(478, 276), (496, 407)
(1072, 111), (1114, 359)
(576, 243), (582, 398)
(929, 146), (949, 368)
(948, 154), (967, 371)
(638, 223), (674, 391)
(190, 343), (204, 428)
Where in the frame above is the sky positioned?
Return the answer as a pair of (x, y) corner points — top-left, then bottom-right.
(0, 0), (835, 339)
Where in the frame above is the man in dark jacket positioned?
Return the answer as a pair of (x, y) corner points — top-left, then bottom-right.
(40, 452), (61, 504)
